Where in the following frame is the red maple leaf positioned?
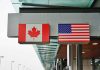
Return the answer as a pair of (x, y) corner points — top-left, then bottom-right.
(28, 27), (40, 38)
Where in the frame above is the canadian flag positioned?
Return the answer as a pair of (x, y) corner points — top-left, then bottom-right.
(18, 24), (50, 43)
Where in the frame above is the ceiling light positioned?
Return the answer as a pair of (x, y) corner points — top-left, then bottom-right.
(92, 43), (98, 45)
(82, 52), (85, 54)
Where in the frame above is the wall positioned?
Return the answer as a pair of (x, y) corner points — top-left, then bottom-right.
(73, 59), (92, 70)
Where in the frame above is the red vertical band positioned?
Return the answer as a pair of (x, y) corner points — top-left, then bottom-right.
(42, 24), (50, 43)
(18, 24), (26, 43)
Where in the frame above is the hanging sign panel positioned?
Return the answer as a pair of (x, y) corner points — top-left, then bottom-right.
(8, 13), (100, 37)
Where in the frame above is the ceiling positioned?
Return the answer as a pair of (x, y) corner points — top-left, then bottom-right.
(57, 37), (100, 59)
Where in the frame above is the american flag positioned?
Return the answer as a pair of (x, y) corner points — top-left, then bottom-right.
(58, 24), (90, 43)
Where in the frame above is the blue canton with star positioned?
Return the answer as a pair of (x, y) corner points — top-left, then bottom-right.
(58, 24), (72, 33)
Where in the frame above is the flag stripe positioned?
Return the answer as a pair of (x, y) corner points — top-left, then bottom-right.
(71, 24), (89, 28)
(18, 24), (26, 43)
(71, 28), (89, 30)
(71, 29), (89, 31)
(42, 24), (50, 43)
(72, 31), (89, 32)
(58, 36), (89, 39)
(59, 33), (89, 36)
(58, 39), (90, 42)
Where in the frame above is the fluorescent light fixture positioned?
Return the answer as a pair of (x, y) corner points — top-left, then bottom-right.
(82, 52), (85, 54)
(92, 43), (98, 45)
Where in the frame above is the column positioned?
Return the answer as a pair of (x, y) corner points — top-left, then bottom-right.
(67, 44), (73, 70)
(91, 58), (95, 70)
(76, 44), (83, 70)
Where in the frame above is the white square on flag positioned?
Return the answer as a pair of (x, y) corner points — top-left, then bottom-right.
(58, 24), (90, 44)
(18, 24), (50, 43)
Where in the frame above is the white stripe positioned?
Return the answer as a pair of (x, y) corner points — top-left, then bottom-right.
(72, 28), (89, 30)
(72, 31), (89, 32)
(59, 36), (89, 38)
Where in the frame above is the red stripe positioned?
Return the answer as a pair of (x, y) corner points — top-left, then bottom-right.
(58, 36), (89, 39)
(42, 24), (50, 43)
(59, 38), (89, 39)
(58, 41), (90, 42)
(59, 33), (89, 36)
(59, 37), (90, 39)
(59, 32), (89, 34)
(71, 24), (89, 28)
(71, 26), (89, 27)
(18, 24), (26, 43)
(58, 38), (90, 40)
(58, 40), (89, 43)
(59, 35), (89, 36)
(71, 26), (89, 28)
(72, 32), (89, 33)
(58, 39), (90, 42)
